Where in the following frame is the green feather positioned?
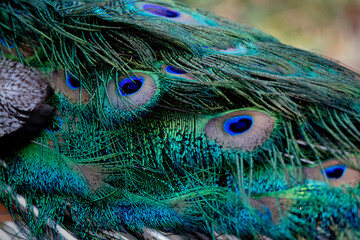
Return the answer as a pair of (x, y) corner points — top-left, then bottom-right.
(0, 0), (360, 239)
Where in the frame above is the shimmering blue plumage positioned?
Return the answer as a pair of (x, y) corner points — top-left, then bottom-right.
(0, 0), (360, 239)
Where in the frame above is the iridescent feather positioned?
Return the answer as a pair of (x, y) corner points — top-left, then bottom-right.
(0, 0), (360, 239)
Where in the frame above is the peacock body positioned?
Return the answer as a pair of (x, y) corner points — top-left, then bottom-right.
(0, 0), (360, 239)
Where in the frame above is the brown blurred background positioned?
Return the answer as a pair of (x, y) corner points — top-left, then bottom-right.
(180, 0), (360, 71)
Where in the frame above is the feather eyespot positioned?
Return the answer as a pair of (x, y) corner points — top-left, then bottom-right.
(132, 2), (207, 25)
(323, 165), (346, 179)
(204, 110), (275, 151)
(304, 157), (360, 187)
(223, 116), (253, 136)
(204, 43), (249, 55)
(107, 72), (160, 112)
(46, 116), (63, 133)
(161, 64), (195, 80)
(66, 74), (80, 90)
(0, 37), (14, 48)
(165, 66), (186, 74)
(142, 4), (180, 18)
(117, 76), (144, 96)
(217, 45), (247, 55)
(51, 70), (91, 104)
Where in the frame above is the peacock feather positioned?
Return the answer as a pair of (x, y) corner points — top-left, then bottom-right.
(0, 0), (360, 239)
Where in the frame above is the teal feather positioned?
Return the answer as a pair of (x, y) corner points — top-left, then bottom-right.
(1, 0), (360, 239)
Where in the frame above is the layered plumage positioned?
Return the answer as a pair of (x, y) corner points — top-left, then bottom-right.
(0, 0), (360, 239)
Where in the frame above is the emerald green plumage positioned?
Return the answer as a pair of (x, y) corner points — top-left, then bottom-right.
(0, 0), (360, 239)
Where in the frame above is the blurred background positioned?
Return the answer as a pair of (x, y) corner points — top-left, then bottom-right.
(180, 0), (360, 71)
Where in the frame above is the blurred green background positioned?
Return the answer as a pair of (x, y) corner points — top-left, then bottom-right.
(180, 0), (360, 70)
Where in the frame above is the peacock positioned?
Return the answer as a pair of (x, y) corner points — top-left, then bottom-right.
(0, 0), (360, 239)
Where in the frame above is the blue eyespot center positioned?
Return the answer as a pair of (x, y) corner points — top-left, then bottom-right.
(66, 74), (80, 90)
(224, 115), (253, 136)
(0, 37), (14, 48)
(143, 4), (180, 18)
(165, 66), (186, 74)
(255, 205), (272, 222)
(46, 116), (63, 133)
(323, 165), (346, 179)
(118, 76), (145, 96)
